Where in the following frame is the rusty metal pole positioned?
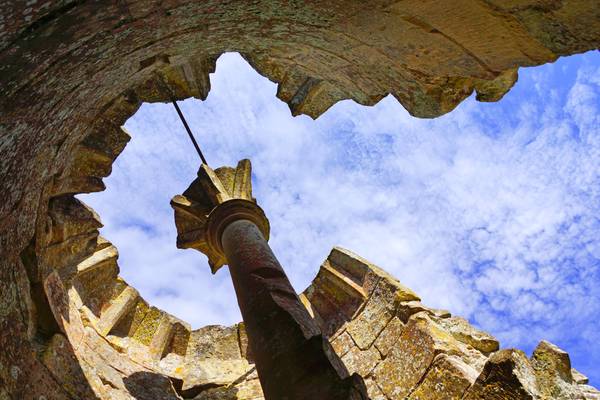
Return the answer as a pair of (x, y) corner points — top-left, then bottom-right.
(171, 160), (367, 400)
(221, 219), (362, 399)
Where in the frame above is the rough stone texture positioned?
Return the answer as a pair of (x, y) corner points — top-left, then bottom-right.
(365, 378), (387, 400)
(580, 385), (600, 400)
(373, 316), (405, 357)
(531, 340), (583, 400)
(373, 313), (476, 400)
(332, 331), (356, 358)
(345, 279), (397, 350)
(193, 379), (264, 400)
(433, 316), (500, 353)
(183, 325), (251, 390)
(41, 333), (98, 399)
(573, 368), (590, 385)
(2, 216), (600, 400)
(2, 176), (600, 400)
(3, 181), (599, 400)
(1, 2), (600, 397)
(463, 349), (540, 400)
(408, 354), (478, 400)
(341, 343), (382, 378)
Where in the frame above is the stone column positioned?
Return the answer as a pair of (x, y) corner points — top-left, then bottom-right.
(171, 160), (366, 400)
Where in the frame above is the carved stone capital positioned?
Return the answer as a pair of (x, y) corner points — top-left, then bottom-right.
(170, 159), (270, 273)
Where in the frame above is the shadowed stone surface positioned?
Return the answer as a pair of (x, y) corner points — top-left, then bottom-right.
(463, 349), (540, 400)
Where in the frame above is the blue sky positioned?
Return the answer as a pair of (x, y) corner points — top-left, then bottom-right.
(80, 51), (600, 385)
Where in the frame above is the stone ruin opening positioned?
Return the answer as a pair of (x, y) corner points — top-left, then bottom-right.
(2, 1), (599, 399)
(19, 54), (599, 399)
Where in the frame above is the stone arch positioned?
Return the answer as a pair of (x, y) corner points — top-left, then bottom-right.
(1, 1), (599, 399)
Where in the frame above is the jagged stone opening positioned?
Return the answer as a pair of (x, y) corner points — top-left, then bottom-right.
(8, 52), (600, 399)
(23, 160), (600, 398)
(73, 97), (239, 331)
(2, 1), (600, 398)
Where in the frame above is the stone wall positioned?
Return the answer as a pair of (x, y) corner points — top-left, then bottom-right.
(1, 1), (600, 399)
(9, 184), (600, 398)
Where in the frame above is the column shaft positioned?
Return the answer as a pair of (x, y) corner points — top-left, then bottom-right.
(221, 219), (365, 400)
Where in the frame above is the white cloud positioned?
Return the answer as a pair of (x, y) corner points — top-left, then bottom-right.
(80, 51), (600, 384)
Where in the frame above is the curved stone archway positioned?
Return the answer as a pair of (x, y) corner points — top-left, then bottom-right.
(1, 1), (599, 399)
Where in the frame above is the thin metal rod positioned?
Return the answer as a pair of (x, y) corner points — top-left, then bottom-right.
(171, 99), (208, 165)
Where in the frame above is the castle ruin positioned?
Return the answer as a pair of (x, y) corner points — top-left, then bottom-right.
(1, 1), (600, 399)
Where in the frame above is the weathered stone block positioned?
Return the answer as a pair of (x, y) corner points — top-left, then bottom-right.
(84, 327), (149, 377)
(373, 314), (464, 399)
(433, 316), (499, 353)
(132, 307), (163, 346)
(328, 247), (417, 298)
(194, 378), (264, 400)
(374, 316), (405, 357)
(396, 300), (431, 323)
(305, 259), (368, 336)
(408, 354), (478, 400)
(572, 368), (589, 384)
(363, 378), (386, 400)
(579, 385), (600, 399)
(183, 325), (251, 390)
(44, 271), (86, 345)
(531, 340), (581, 399)
(463, 349), (539, 400)
(148, 314), (175, 360)
(96, 285), (139, 336)
(45, 196), (102, 246)
(41, 231), (100, 273)
(332, 330), (355, 358)
(169, 320), (192, 357)
(41, 333), (97, 399)
(341, 343), (381, 377)
(346, 280), (397, 350)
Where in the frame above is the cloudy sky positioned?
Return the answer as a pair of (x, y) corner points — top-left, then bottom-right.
(80, 50), (599, 385)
